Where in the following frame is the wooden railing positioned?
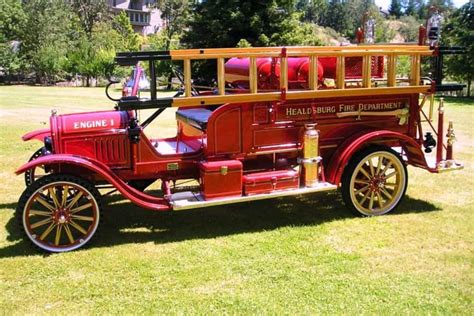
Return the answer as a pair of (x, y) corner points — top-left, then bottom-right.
(115, 45), (434, 109)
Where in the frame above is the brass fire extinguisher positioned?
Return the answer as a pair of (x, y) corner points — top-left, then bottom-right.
(301, 123), (321, 187)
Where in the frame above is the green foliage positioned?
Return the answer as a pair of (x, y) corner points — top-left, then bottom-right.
(20, 0), (78, 83)
(68, 0), (110, 37)
(184, 0), (323, 48)
(155, 0), (190, 50)
(0, 0), (27, 42)
(399, 15), (422, 42)
(389, 0), (403, 18)
(442, 2), (474, 96)
(113, 11), (141, 51)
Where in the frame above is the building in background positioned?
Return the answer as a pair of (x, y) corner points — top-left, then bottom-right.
(107, 0), (163, 35)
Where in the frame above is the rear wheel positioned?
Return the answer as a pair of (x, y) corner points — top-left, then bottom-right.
(24, 147), (50, 187)
(341, 146), (408, 216)
(17, 174), (101, 252)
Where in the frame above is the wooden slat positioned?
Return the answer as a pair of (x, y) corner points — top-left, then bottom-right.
(336, 56), (345, 89)
(280, 56), (288, 91)
(249, 57), (258, 93)
(387, 54), (397, 87)
(362, 55), (371, 88)
(217, 58), (225, 95)
(183, 59), (191, 97)
(308, 56), (318, 90)
(172, 86), (431, 107)
(410, 54), (421, 86)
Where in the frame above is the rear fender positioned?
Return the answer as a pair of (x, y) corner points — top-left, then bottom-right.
(326, 130), (429, 185)
(22, 128), (50, 142)
(15, 154), (170, 211)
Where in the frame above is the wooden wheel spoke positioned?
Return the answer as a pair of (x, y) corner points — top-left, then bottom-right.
(368, 191), (375, 211)
(71, 215), (94, 222)
(376, 156), (383, 175)
(31, 217), (52, 229)
(368, 159), (375, 176)
(61, 185), (69, 207)
(359, 190), (371, 205)
(63, 224), (75, 244)
(54, 224), (63, 246)
(359, 168), (372, 180)
(385, 171), (397, 179)
(40, 222), (56, 240)
(66, 191), (83, 209)
(69, 220), (87, 235)
(381, 162), (393, 176)
(355, 185), (370, 196)
(381, 188), (393, 200)
(48, 187), (61, 208)
(29, 209), (52, 216)
(36, 196), (55, 211)
(70, 202), (93, 214)
(376, 192), (384, 208)
(354, 179), (369, 184)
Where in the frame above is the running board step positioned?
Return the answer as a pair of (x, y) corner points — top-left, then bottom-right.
(170, 182), (337, 211)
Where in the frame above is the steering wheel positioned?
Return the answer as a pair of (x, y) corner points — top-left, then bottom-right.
(172, 66), (200, 96)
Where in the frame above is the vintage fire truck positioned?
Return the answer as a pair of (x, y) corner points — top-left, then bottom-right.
(15, 42), (464, 252)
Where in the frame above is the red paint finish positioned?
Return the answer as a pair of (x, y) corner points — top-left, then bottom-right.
(224, 56), (384, 89)
(22, 128), (50, 142)
(200, 160), (242, 200)
(15, 154), (170, 210)
(243, 170), (299, 195)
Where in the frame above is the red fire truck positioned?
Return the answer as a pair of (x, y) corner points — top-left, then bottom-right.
(15, 43), (463, 252)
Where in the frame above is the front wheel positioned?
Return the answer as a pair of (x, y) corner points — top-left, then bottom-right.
(341, 146), (408, 216)
(17, 174), (101, 252)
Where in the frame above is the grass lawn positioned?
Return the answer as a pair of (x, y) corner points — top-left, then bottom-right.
(0, 85), (473, 314)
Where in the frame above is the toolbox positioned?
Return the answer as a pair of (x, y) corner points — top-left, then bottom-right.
(200, 160), (242, 200)
(243, 170), (300, 196)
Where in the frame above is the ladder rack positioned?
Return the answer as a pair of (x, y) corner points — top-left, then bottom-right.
(114, 45), (434, 110)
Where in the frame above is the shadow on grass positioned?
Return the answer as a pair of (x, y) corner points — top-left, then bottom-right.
(0, 192), (440, 258)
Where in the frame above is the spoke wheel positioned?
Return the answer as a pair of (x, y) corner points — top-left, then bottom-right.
(17, 174), (100, 252)
(24, 147), (50, 187)
(342, 146), (407, 216)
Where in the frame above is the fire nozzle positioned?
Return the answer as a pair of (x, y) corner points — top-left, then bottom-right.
(446, 121), (456, 161)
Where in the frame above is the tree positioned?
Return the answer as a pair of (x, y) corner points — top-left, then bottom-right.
(68, 0), (110, 38)
(155, 0), (190, 50)
(21, 0), (78, 83)
(399, 15), (422, 42)
(389, 0), (403, 17)
(0, 0), (27, 81)
(113, 11), (141, 51)
(183, 0), (322, 48)
(442, 2), (474, 96)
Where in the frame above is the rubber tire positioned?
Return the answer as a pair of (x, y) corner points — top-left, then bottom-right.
(341, 145), (408, 216)
(16, 174), (101, 253)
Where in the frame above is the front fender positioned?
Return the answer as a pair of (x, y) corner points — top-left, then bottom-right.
(15, 154), (170, 211)
(326, 130), (429, 185)
(22, 128), (50, 142)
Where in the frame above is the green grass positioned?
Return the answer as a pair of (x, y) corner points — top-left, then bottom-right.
(0, 86), (473, 314)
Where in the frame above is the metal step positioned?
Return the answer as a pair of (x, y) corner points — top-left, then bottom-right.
(169, 182), (337, 211)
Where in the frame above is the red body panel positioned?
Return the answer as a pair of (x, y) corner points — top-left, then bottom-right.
(200, 160), (242, 200)
(15, 154), (170, 210)
(243, 170), (299, 196)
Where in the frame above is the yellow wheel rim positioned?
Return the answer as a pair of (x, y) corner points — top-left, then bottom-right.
(349, 151), (406, 216)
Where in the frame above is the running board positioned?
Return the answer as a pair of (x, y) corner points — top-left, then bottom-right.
(170, 182), (337, 211)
